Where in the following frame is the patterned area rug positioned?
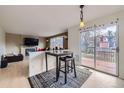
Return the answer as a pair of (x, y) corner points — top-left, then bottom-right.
(28, 67), (92, 88)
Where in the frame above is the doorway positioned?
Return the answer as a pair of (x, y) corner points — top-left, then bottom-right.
(80, 25), (119, 76)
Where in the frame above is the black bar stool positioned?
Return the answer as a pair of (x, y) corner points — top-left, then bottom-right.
(58, 56), (77, 84)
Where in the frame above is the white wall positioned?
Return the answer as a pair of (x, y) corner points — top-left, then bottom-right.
(68, 10), (124, 79)
(68, 25), (81, 65)
(6, 33), (22, 54)
(0, 27), (5, 64)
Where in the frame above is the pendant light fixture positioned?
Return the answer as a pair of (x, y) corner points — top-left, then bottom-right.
(80, 5), (85, 28)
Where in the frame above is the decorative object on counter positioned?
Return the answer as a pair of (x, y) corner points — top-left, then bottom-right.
(36, 48), (45, 51)
(55, 46), (58, 50)
(46, 47), (50, 51)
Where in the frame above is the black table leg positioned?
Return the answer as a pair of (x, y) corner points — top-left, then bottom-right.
(45, 53), (48, 72)
(71, 53), (73, 57)
(56, 56), (59, 82)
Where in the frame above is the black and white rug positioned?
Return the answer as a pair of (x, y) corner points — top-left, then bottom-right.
(28, 67), (92, 88)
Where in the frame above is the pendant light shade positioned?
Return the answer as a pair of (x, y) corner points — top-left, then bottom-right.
(80, 21), (85, 28)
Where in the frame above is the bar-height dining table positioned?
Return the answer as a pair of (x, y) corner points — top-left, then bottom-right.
(45, 50), (73, 81)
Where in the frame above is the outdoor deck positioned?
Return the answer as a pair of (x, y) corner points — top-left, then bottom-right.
(81, 57), (117, 75)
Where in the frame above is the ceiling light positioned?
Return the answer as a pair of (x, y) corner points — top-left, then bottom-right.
(80, 5), (85, 28)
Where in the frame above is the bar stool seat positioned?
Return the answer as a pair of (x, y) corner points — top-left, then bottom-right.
(58, 56), (77, 84)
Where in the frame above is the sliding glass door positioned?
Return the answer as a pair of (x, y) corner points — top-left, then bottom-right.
(95, 25), (118, 75)
(80, 25), (119, 76)
(80, 30), (95, 68)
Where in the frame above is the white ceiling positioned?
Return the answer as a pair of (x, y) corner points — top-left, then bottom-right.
(0, 5), (124, 37)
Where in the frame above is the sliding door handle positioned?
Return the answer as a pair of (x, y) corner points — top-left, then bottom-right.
(116, 47), (119, 53)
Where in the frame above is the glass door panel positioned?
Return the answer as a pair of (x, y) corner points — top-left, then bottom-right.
(95, 25), (118, 75)
(81, 30), (95, 68)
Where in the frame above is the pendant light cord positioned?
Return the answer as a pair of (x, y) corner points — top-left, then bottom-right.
(80, 5), (84, 22)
